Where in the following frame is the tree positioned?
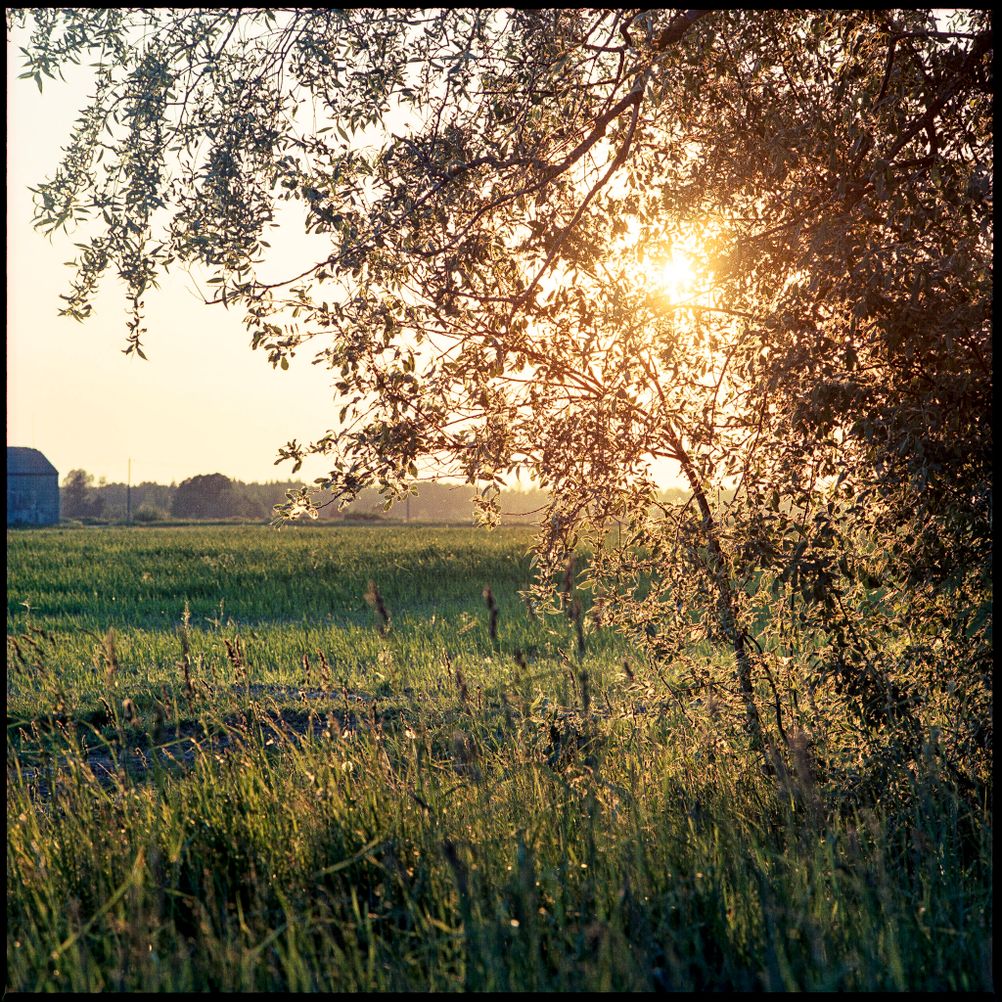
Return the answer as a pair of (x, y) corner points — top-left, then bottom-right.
(10, 10), (991, 786)
(172, 473), (240, 519)
(61, 468), (104, 518)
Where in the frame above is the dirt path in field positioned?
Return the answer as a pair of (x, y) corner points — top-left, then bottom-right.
(10, 685), (381, 797)
(10, 683), (655, 800)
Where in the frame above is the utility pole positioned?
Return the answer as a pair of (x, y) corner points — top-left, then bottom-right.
(127, 458), (132, 524)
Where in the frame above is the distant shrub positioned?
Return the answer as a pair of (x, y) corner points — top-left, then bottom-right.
(133, 504), (167, 523)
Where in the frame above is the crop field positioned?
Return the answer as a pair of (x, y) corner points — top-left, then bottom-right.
(6, 525), (992, 992)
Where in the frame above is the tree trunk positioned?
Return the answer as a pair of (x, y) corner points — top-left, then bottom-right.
(668, 430), (769, 755)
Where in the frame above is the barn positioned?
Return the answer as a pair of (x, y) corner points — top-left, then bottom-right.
(7, 447), (60, 526)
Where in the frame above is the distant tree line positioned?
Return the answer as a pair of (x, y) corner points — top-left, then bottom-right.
(60, 470), (305, 522)
(62, 470), (692, 524)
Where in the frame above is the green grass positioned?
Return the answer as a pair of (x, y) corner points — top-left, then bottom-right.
(7, 524), (590, 718)
(7, 524), (542, 630)
(6, 525), (993, 991)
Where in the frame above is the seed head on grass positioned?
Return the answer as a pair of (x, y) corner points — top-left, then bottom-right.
(177, 601), (192, 681)
(483, 585), (499, 645)
(365, 581), (391, 635)
(317, 649), (333, 689)
(325, 709), (341, 740)
(448, 653), (470, 709)
(224, 637), (248, 685)
(101, 628), (119, 687)
(179, 650), (195, 711)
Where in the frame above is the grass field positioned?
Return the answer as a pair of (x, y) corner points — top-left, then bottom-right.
(6, 525), (993, 991)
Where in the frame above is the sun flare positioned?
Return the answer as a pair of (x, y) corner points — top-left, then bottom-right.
(657, 248), (698, 301)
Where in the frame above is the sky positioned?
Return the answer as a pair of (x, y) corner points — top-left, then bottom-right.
(6, 26), (339, 488)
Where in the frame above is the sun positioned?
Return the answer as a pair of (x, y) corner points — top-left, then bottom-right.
(657, 247), (698, 301)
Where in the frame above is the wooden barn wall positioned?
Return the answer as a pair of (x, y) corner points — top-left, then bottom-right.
(7, 473), (60, 525)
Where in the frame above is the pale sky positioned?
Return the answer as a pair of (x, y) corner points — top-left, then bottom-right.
(7, 27), (339, 487)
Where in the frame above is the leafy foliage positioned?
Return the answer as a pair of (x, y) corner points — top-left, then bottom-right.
(172, 473), (252, 519)
(61, 469), (105, 518)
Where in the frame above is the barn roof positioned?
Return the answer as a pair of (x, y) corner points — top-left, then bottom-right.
(7, 447), (59, 476)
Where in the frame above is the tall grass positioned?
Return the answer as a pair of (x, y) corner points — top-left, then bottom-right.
(6, 526), (993, 991)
